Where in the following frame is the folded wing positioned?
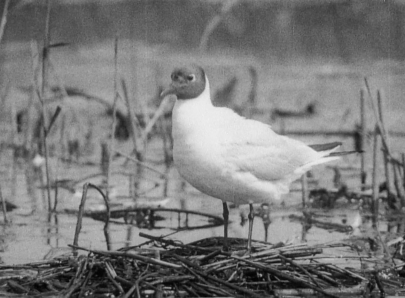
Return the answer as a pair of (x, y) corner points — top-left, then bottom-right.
(218, 109), (337, 182)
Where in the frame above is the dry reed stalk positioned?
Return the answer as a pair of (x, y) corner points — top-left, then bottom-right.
(232, 256), (339, 298)
(402, 153), (405, 189)
(62, 257), (89, 298)
(360, 89), (367, 190)
(131, 230), (179, 249)
(0, 183), (8, 223)
(393, 162), (405, 206)
(39, 0), (52, 212)
(128, 174), (134, 198)
(124, 272), (158, 298)
(106, 37), (119, 201)
(158, 116), (171, 197)
(120, 77), (144, 196)
(377, 90), (405, 205)
(364, 79), (401, 167)
(105, 261), (124, 295)
(371, 125), (380, 228)
(43, 57), (71, 160)
(132, 49), (150, 128)
(274, 286), (366, 297)
(141, 96), (172, 143)
(121, 78), (142, 155)
(195, 268), (263, 298)
(77, 268), (93, 298)
(45, 106), (61, 137)
(72, 184), (89, 249)
(0, 83), (10, 157)
(9, 94), (18, 146)
(136, 89), (173, 196)
(377, 90), (394, 198)
(278, 254), (320, 287)
(26, 41), (40, 152)
(89, 249), (182, 269)
(301, 172), (308, 208)
(52, 179), (58, 212)
(139, 232), (227, 255)
(73, 183), (110, 250)
(46, 106), (62, 212)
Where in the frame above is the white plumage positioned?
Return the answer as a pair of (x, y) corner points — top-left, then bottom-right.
(171, 74), (339, 205)
(161, 65), (347, 250)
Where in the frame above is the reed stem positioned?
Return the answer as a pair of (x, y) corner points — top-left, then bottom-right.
(301, 173), (308, 208)
(371, 125), (380, 228)
(106, 37), (119, 201)
(40, 0), (53, 212)
(377, 90), (393, 198)
(360, 89), (367, 190)
(0, 183), (8, 223)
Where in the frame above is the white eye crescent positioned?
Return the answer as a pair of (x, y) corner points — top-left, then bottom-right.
(187, 74), (196, 82)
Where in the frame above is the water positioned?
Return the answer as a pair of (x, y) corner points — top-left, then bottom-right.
(0, 152), (373, 265)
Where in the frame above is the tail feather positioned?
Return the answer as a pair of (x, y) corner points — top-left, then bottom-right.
(294, 143), (362, 177)
(328, 150), (363, 157)
(309, 142), (342, 152)
(310, 142), (362, 157)
(295, 156), (340, 176)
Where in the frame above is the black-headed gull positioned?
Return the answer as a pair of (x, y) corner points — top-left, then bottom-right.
(161, 64), (352, 251)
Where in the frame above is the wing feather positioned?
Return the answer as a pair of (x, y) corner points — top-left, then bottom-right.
(217, 109), (323, 181)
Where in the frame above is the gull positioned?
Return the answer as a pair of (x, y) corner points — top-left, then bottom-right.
(161, 64), (354, 251)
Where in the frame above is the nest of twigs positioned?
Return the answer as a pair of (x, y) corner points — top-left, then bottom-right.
(1, 234), (404, 298)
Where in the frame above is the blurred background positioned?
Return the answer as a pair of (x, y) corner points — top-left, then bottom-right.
(1, 0), (405, 264)
(4, 0), (405, 61)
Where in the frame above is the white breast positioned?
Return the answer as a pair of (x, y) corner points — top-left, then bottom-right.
(172, 83), (224, 191)
(171, 81), (277, 205)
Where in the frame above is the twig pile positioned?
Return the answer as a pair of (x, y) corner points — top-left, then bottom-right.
(0, 235), (404, 297)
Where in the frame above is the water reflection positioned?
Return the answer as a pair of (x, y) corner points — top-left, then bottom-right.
(46, 212), (59, 247)
(239, 203), (272, 243)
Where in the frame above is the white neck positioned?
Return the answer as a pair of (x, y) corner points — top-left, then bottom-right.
(172, 76), (212, 112)
(172, 76), (214, 136)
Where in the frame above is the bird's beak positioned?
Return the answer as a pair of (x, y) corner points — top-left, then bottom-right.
(160, 84), (176, 98)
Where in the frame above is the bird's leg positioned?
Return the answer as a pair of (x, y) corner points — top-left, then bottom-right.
(222, 202), (229, 251)
(247, 202), (254, 252)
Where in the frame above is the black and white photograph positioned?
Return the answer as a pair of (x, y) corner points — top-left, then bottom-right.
(0, 0), (404, 296)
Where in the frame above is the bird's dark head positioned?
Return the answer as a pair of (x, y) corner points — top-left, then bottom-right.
(161, 65), (206, 100)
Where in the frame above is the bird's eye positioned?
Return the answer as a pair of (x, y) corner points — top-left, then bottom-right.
(187, 74), (196, 82)
(172, 74), (179, 81)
